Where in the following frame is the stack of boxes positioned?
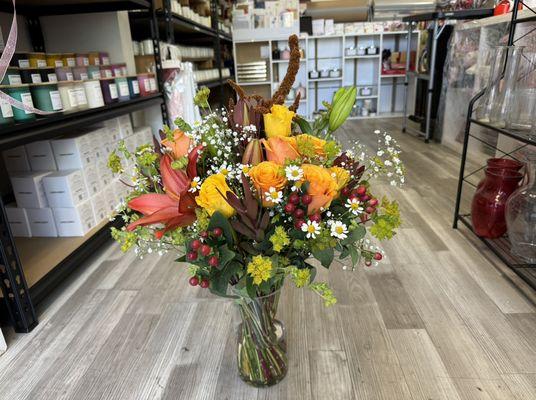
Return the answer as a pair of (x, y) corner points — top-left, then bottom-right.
(3, 114), (154, 238)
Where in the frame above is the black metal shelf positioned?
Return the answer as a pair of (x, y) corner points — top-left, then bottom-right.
(403, 8), (494, 22)
(0, 0), (151, 15)
(0, 94), (164, 151)
(199, 76), (234, 88)
(470, 119), (536, 146)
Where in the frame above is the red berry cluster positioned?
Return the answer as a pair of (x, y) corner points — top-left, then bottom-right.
(285, 192), (321, 230)
(341, 184), (379, 222)
(187, 227), (225, 288)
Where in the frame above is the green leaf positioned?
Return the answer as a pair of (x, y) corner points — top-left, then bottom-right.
(210, 261), (240, 297)
(218, 244), (236, 270)
(176, 254), (186, 262)
(295, 116), (313, 134)
(208, 211), (235, 246)
(349, 246), (360, 267)
(312, 247), (334, 268)
(174, 117), (192, 132)
(343, 225), (366, 245)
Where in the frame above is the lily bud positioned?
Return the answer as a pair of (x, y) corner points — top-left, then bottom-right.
(242, 139), (264, 166)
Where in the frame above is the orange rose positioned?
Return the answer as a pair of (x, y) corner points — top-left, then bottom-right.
(248, 161), (287, 206)
(301, 164), (338, 214)
(262, 136), (300, 165)
(296, 134), (326, 157)
(162, 129), (191, 159)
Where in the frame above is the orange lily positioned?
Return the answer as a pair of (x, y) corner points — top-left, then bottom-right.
(126, 146), (202, 237)
(161, 129), (192, 159)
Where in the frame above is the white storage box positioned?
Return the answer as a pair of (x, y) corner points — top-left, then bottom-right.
(82, 164), (101, 196)
(312, 19), (325, 36)
(104, 118), (121, 142)
(53, 199), (96, 237)
(97, 159), (114, 186)
(10, 171), (51, 208)
(5, 204), (31, 237)
(91, 192), (109, 223)
(51, 135), (93, 170)
(43, 170), (88, 208)
(25, 140), (57, 171)
(2, 146), (31, 173)
(26, 208), (58, 237)
(118, 115), (133, 139)
(103, 185), (118, 212)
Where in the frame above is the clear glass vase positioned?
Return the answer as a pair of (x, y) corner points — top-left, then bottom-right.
(235, 290), (287, 387)
(506, 151), (536, 263)
(506, 52), (536, 131)
(475, 46), (509, 122)
(489, 46), (524, 128)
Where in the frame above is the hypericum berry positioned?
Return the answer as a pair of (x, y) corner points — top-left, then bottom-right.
(200, 244), (211, 256)
(356, 185), (367, 196)
(374, 252), (383, 261)
(289, 193), (300, 204)
(361, 194), (370, 202)
(200, 231), (209, 239)
(191, 239), (201, 250)
(301, 194), (312, 205)
(189, 276), (199, 286)
(366, 206), (375, 214)
(349, 194), (358, 201)
(294, 219), (305, 229)
(341, 187), (351, 197)
(208, 256), (219, 267)
(309, 213), (321, 223)
(368, 198), (378, 207)
(284, 203), (296, 214)
(365, 260), (372, 267)
(293, 208), (305, 219)
(187, 252), (198, 261)
(213, 227), (223, 237)
(200, 279), (210, 289)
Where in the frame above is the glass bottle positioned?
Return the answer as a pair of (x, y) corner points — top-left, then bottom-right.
(506, 151), (536, 263)
(471, 168), (523, 238)
(489, 46), (524, 128)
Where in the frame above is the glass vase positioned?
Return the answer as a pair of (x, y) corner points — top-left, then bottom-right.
(506, 52), (536, 131)
(506, 152), (536, 263)
(475, 46), (509, 122)
(235, 290), (287, 387)
(489, 46), (524, 128)
(471, 168), (523, 238)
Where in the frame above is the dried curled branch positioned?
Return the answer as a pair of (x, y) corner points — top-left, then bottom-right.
(288, 92), (301, 112)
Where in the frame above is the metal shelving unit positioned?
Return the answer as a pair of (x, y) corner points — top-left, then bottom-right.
(453, 0), (536, 292)
(0, 0), (163, 333)
(401, 8), (494, 143)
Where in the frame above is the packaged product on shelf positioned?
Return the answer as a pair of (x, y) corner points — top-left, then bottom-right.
(30, 83), (63, 113)
(75, 53), (90, 67)
(82, 163), (101, 196)
(72, 66), (88, 81)
(127, 76), (140, 98)
(46, 53), (63, 68)
(115, 77), (130, 101)
(51, 134), (93, 169)
(103, 184), (118, 213)
(1, 67), (22, 85)
(11, 53), (30, 68)
(100, 78), (119, 105)
(100, 65), (113, 78)
(28, 53), (46, 68)
(91, 192), (108, 223)
(99, 52), (110, 66)
(10, 171), (51, 208)
(26, 208), (58, 237)
(73, 81), (89, 110)
(96, 159), (113, 186)
(2, 146), (30, 172)
(62, 53), (76, 68)
(55, 67), (74, 81)
(43, 170), (89, 208)
(52, 199), (96, 237)
(57, 81), (79, 112)
(0, 98), (14, 125)
(25, 140), (58, 171)
(87, 66), (101, 80)
(5, 204), (31, 238)
(3, 84), (36, 122)
(82, 79), (105, 109)
(88, 52), (100, 66)
(117, 115), (133, 138)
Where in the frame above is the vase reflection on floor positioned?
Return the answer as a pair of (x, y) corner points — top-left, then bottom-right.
(506, 151), (536, 263)
(235, 289), (288, 387)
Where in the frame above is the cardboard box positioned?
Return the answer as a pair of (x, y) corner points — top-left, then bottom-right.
(10, 171), (51, 208)
(43, 170), (88, 208)
(51, 135), (93, 170)
(83, 164), (101, 196)
(2, 146), (31, 173)
(104, 118), (121, 142)
(25, 140), (57, 171)
(103, 185), (118, 213)
(26, 208), (57, 237)
(5, 204), (31, 237)
(52, 199), (96, 237)
(117, 115), (133, 139)
(97, 159), (114, 187)
(91, 192), (109, 223)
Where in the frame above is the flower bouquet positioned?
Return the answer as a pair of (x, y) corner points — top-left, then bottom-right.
(109, 35), (404, 387)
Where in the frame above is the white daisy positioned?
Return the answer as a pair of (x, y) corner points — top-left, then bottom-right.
(188, 177), (201, 193)
(330, 221), (348, 239)
(265, 187), (283, 204)
(285, 165), (304, 181)
(345, 198), (364, 215)
(301, 220), (321, 239)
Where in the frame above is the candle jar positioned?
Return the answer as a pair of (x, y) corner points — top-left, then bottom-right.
(62, 53), (76, 67)
(127, 76), (140, 98)
(30, 83), (63, 114)
(100, 78), (119, 104)
(20, 68), (44, 84)
(46, 53), (64, 68)
(137, 73), (151, 96)
(72, 66), (89, 81)
(0, 96), (14, 125)
(28, 52), (47, 68)
(57, 81), (79, 112)
(88, 52), (101, 66)
(76, 53), (90, 67)
(55, 67), (74, 81)
(115, 77), (130, 101)
(1, 67), (22, 85)
(4, 84), (36, 122)
(99, 52), (110, 66)
(100, 65), (114, 79)
(83, 79), (105, 109)
(73, 81), (89, 110)
(87, 66), (101, 80)
(471, 168), (523, 238)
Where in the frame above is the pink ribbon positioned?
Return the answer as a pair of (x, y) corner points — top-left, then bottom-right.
(0, 0), (54, 115)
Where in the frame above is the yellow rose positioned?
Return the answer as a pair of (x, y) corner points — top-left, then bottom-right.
(330, 166), (350, 191)
(301, 164), (338, 214)
(248, 161), (287, 206)
(296, 134), (326, 157)
(195, 173), (235, 218)
(264, 105), (295, 138)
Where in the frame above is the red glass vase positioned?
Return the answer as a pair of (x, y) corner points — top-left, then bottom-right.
(471, 168), (523, 238)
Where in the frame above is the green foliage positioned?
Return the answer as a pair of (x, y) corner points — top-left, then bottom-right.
(163, 125), (174, 141)
(294, 116), (313, 134)
(174, 117), (192, 132)
(323, 140), (341, 163)
(309, 282), (337, 306)
(195, 208), (210, 233)
(289, 267), (311, 288)
(171, 156), (188, 170)
(107, 150), (123, 174)
(370, 197), (401, 240)
(312, 247), (334, 268)
(208, 211), (236, 246)
(194, 86), (211, 108)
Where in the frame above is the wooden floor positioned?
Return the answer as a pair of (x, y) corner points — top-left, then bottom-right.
(1, 118), (536, 400)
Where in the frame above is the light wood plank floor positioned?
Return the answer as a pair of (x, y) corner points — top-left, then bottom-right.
(1, 118), (536, 400)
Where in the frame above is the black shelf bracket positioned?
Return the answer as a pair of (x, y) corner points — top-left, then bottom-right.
(0, 198), (38, 333)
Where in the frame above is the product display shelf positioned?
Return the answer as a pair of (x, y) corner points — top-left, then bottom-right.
(453, 0), (536, 295)
(0, 0), (159, 334)
(0, 94), (164, 151)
